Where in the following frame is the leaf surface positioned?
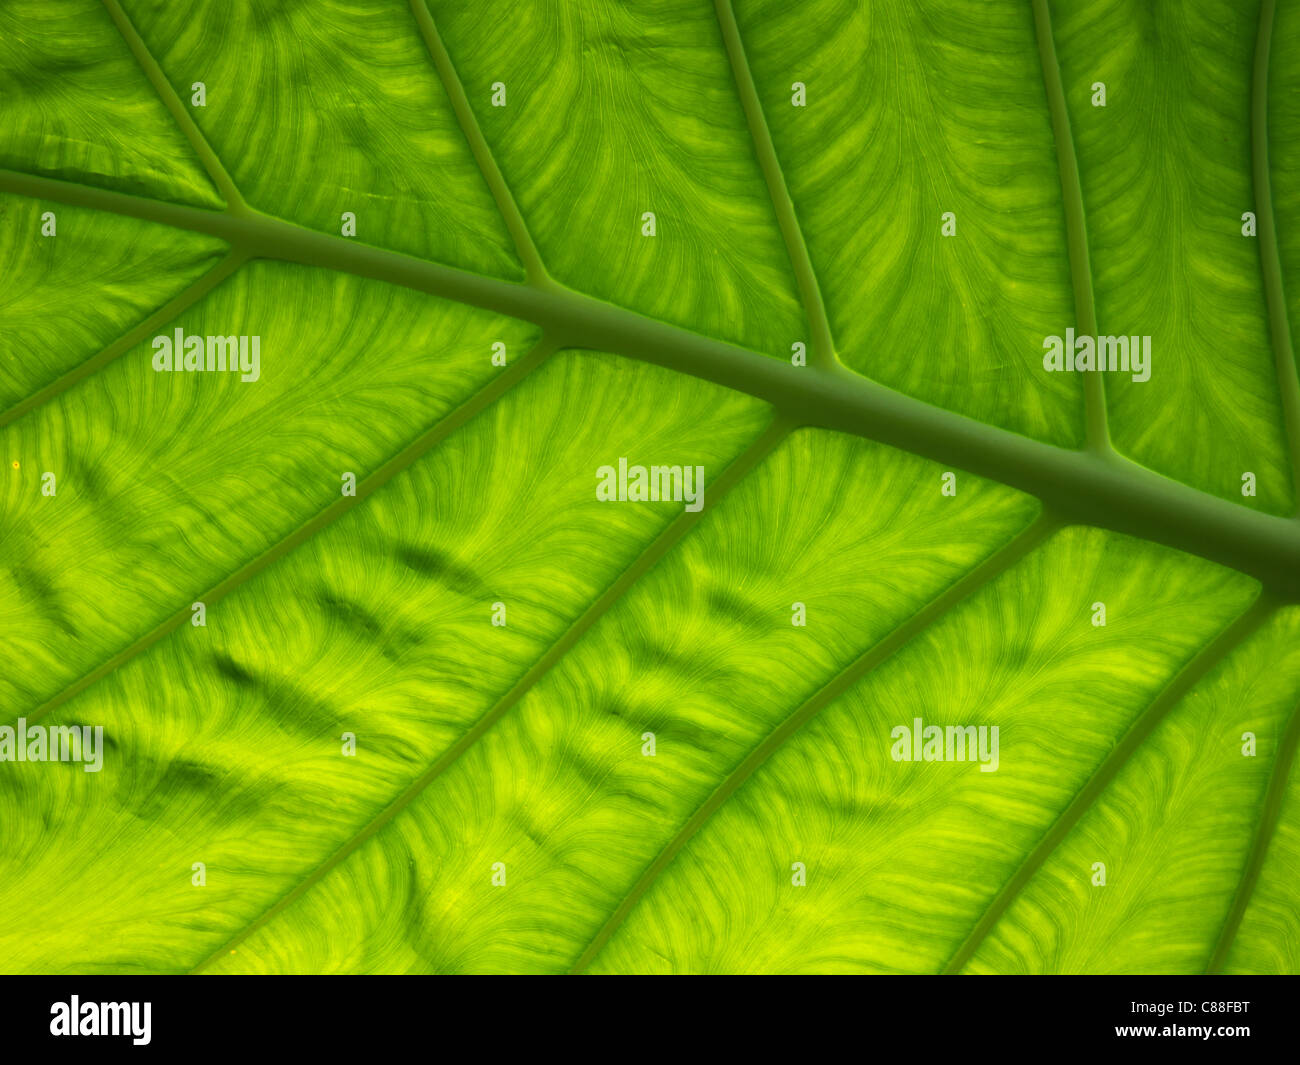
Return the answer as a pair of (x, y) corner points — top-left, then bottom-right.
(0, 0), (1298, 975)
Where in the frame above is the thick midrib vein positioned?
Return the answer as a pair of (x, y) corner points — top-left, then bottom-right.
(1031, 0), (1108, 454)
(714, 0), (836, 370)
(7, 0), (561, 728)
(571, 511), (1062, 973)
(16, 338), (559, 729)
(1207, 693), (1300, 973)
(2, 3), (1294, 978)
(1252, 0), (1300, 513)
(3, 169), (1298, 597)
(189, 418), (793, 972)
(942, 594), (1278, 973)
(13, 7), (791, 971)
(29, 8), (797, 971)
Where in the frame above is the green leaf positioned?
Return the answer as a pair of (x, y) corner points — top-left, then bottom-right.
(0, 0), (1298, 975)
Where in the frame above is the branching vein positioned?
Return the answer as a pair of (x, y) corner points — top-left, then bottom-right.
(189, 416), (792, 972)
(1, 168), (1298, 597)
(1207, 693), (1300, 972)
(408, 0), (548, 284)
(18, 337), (560, 731)
(942, 594), (1277, 973)
(1030, 0), (1109, 454)
(0, 2), (1298, 976)
(1251, 0), (1300, 513)
(714, 0), (836, 369)
(0, 249), (247, 431)
(100, 0), (246, 211)
(572, 510), (1061, 972)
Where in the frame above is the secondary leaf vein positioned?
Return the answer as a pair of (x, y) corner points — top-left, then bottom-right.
(571, 510), (1062, 973)
(1030, 0), (1109, 454)
(14, 337), (560, 729)
(188, 416), (793, 972)
(1250, 0), (1300, 511)
(0, 248), (247, 432)
(99, 0), (246, 211)
(714, 0), (836, 369)
(1207, 692), (1300, 972)
(942, 593), (1277, 973)
(408, 0), (548, 284)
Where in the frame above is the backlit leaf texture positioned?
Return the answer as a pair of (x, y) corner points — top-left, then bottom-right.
(0, 0), (1298, 974)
